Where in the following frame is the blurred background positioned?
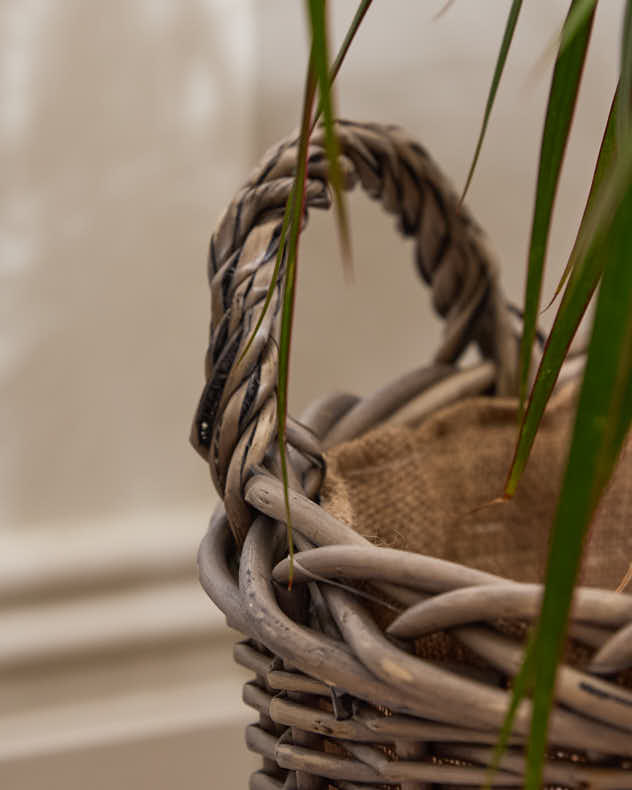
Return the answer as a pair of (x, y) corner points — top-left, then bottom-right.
(0, 1), (623, 787)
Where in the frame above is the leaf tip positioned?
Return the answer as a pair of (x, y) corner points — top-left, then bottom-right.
(504, 479), (517, 500)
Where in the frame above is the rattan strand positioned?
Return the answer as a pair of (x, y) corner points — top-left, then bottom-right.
(194, 122), (632, 789)
(191, 121), (518, 546)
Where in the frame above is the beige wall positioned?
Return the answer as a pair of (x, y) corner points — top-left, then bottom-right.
(258, 0), (620, 411)
(1, 1), (624, 788)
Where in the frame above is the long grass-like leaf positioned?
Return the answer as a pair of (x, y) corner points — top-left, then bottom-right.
(518, 0), (596, 410)
(237, 193), (294, 368)
(525, 151), (632, 789)
(461, 0), (523, 200)
(530, 0), (597, 86)
(571, 127), (632, 277)
(239, 0), (371, 367)
(277, 52), (318, 588)
(484, 634), (535, 789)
(505, 88), (618, 497)
(433, 0), (457, 21)
(312, 0), (373, 132)
(619, 0), (632, 141)
(239, 3), (371, 588)
(558, 0), (598, 53)
(544, 87), (618, 310)
(307, 0), (352, 278)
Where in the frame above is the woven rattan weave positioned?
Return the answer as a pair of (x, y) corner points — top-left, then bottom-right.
(193, 122), (632, 789)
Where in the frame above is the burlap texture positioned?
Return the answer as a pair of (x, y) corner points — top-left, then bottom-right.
(321, 381), (631, 590)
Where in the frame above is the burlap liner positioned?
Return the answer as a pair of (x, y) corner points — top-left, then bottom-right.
(322, 380), (631, 590)
(321, 380), (631, 683)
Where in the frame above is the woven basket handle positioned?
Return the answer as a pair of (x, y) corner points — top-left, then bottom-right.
(191, 121), (517, 545)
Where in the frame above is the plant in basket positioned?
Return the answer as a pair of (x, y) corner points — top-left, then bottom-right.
(192, 2), (632, 788)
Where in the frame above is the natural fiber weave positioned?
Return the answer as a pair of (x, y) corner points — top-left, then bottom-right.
(193, 121), (632, 789)
(322, 379), (632, 590)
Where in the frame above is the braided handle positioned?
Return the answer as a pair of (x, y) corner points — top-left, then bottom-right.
(191, 121), (517, 545)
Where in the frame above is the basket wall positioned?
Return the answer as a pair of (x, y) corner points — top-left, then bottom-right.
(193, 122), (632, 789)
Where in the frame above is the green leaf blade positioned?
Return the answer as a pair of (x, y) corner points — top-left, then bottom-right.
(237, 193), (294, 368)
(505, 86), (619, 497)
(246, 1), (373, 585)
(484, 635), (535, 789)
(240, 0), (371, 368)
(558, 0), (600, 53)
(277, 50), (319, 587)
(312, 0), (373, 130)
(526, 140), (632, 790)
(461, 0), (523, 201)
(519, 0), (597, 409)
(619, 0), (632, 141)
(544, 87), (619, 310)
(307, 0), (353, 278)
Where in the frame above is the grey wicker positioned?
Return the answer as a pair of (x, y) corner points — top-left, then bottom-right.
(192, 122), (632, 789)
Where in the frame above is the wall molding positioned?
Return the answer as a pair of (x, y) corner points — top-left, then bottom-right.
(0, 501), (257, 784)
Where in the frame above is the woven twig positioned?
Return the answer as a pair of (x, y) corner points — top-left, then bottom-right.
(198, 369), (632, 786)
(194, 123), (632, 789)
(191, 121), (517, 546)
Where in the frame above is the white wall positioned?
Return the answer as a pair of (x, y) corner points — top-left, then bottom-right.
(1, 1), (259, 787)
(256, 0), (621, 412)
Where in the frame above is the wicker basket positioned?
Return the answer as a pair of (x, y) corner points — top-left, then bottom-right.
(192, 122), (632, 789)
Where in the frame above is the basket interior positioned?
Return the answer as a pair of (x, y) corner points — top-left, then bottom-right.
(321, 379), (632, 592)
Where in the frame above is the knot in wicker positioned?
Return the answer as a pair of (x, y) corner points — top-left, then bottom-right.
(193, 121), (632, 789)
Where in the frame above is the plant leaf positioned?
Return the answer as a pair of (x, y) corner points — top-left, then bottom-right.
(530, 0), (597, 88)
(484, 634), (535, 789)
(433, 0), (457, 21)
(277, 50), (318, 588)
(312, 0), (373, 132)
(518, 0), (597, 410)
(505, 87), (619, 497)
(558, 0), (598, 53)
(239, 3), (372, 584)
(619, 0), (632, 142)
(237, 191), (294, 368)
(544, 87), (619, 310)
(461, 0), (523, 201)
(307, 0), (352, 279)
(526, 151), (632, 788)
(238, 1), (371, 369)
